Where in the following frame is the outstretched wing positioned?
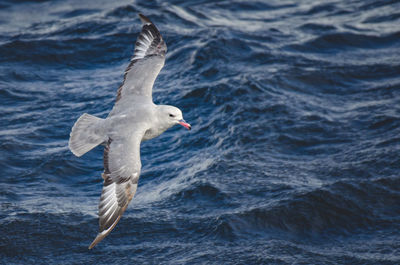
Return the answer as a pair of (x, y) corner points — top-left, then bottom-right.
(116, 14), (167, 102)
(89, 130), (144, 249)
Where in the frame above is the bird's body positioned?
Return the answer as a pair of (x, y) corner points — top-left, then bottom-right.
(106, 99), (164, 140)
(68, 14), (190, 249)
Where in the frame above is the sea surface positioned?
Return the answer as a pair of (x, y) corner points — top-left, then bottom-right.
(1, 0), (400, 264)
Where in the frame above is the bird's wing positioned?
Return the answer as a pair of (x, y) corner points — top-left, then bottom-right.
(89, 130), (145, 249)
(116, 14), (167, 102)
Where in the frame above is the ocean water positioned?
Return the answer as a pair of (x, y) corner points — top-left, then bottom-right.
(1, 0), (400, 264)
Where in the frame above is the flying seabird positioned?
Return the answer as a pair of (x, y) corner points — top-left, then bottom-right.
(68, 14), (191, 249)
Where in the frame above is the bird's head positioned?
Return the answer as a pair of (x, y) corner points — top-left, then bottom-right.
(159, 105), (191, 130)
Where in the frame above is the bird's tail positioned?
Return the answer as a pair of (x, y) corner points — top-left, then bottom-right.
(68, 113), (106, 157)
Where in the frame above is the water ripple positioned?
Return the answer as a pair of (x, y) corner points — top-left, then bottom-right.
(1, 0), (400, 264)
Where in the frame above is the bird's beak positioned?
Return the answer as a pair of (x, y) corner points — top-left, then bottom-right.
(179, 119), (191, 130)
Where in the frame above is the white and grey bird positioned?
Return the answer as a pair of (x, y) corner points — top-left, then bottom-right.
(68, 14), (191, 249)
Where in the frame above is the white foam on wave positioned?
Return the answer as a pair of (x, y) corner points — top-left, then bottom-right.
(132, 154), (214, 205)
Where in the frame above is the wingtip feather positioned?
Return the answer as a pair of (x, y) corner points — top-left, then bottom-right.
(139, 13), (152, 25)
(88, 215), (123, 249)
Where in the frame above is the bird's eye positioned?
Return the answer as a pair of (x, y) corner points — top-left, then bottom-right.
(169, 114), (175, 118)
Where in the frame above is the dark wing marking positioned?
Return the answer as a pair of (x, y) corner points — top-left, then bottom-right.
(89, 131), (144, 249)
(116, 14), (167, 102)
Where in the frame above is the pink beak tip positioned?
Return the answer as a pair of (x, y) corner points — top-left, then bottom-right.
(179, 120), (191, 130)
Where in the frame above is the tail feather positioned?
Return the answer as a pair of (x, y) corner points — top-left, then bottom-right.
(69, 113), (105, 157)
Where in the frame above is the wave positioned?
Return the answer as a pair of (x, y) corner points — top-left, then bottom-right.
(213, 177), (400, 239)
(289, 31), (400, 53)
(0, 36), (128, 68)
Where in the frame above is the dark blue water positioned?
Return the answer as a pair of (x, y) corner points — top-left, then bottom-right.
(1, 0), (400, 264)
